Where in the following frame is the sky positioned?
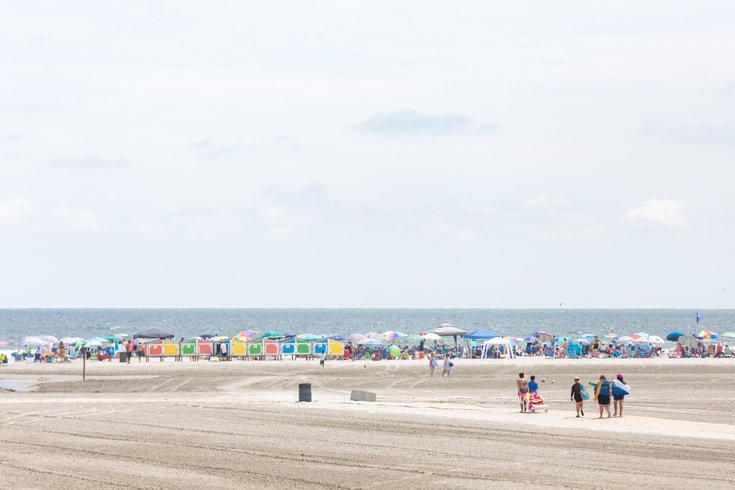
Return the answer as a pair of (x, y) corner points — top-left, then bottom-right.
(1, 0), (734, 308)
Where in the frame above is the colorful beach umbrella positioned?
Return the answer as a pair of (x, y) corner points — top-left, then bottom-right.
(604, 333), (617, 339)
(381, 331), (407, 340)
(0, 341), (9, 347)
(697, 329), (718, 339)
(360, 339), (386, 348)
(530, 331), (553, 342)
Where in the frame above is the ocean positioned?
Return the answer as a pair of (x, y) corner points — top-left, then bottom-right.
(1, 309), (734, 344)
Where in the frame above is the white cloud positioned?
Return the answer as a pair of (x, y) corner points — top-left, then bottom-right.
(624, 199), (688, 229)
(0, 197), (34, 222)
(53, 207), (100, 230)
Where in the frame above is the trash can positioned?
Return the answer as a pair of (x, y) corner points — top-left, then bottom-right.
(298, 383), (312, 402)
(119, 352), (127, 363)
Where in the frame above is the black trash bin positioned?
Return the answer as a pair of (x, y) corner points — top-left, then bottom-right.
(298, 383), (312, 402)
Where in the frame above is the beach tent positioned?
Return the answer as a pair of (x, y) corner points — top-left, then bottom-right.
(481, 337), (515, 358)
(133, 328), (174, 339)
(465, 329), (501, 340)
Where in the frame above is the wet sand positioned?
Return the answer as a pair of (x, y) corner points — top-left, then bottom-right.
(1, 357), (734, 489)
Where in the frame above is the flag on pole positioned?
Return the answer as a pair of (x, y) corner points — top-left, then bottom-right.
(696, 312), (701, 324)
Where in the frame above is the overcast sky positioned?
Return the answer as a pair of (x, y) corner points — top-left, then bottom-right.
(1, 1), (734, 308)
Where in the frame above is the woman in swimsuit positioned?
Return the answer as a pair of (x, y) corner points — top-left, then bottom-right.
(517, 373), (529, 412)
(612, 373), (627, 417)
(594, 374), (612, 418)
(570, 376), (584, 417)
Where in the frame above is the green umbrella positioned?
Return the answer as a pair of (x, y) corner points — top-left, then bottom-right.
(261, 331), (284, 339)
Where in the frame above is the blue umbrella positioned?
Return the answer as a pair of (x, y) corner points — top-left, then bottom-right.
(524, 336), (539, 343)
(327, 334), (346, 341)
(362, 340), (386, 348)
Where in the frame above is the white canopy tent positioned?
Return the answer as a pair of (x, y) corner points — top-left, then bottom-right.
(481, 337), (515, 359)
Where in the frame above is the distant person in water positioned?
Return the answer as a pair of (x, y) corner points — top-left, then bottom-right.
(570, 376), (584, 417)
(594, 375), (612, 418)
(517, 373), (529, 413)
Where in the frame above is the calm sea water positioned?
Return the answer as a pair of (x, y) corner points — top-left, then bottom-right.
(1, 309), (734, 345)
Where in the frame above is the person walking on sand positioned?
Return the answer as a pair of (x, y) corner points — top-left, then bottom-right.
(319, 351), (326, 369)
(570, 376), (585, 417)
(593, 375), (612, 418)
(612, 373), (628, 417)
(442, 354), (452, 378)
(517, 373), (529, 413)
(428, 352), (438, 377)
(125, 340), (133, 364)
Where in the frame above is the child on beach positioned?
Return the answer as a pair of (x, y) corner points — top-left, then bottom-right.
(570, 377), (585, 417)
(442, 355), (452, 377)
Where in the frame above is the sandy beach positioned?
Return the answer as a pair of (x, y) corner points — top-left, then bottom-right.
(1, 357), (735, 489)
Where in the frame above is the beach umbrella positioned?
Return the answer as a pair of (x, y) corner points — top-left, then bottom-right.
(347, 333), (365, 342)
(361, 340), (386, 348)
(114, 333), (129, 338)
(105, 335), (123, 342)
(84, 337), (107, 348)
(432, 325), (468, 336)
(431, 325), (467, 347)
(405, 334), (423, 342)
(677, 335), (698, 348)
(327, 334), (346, 341)
(297, 333), (323, 341)
(697, 329), (718, 339)
(616, 336), (634, 344)
(506, 337), (524, 345)
(0, 341), (9, 347)
(20, 336), (47, 347)
(60, 337), (84, 344)
(199, 333), (217, 339)
(575, 338), (591, 345)
(388, 345), (401, 357)
(523, 336), (539, 343)
(132, 328), (174, 339)
(647, 335), (665, 344)
(40, 335), (60, 344)
(604, 333), (617, 339)
(260, 331), (284, 339)
(465, 329), (502, 340)
(530, 331), (553, 342)
(421, 333), (442, 341)
(211, 335), (229, 342)
(234, 330), (256, 338)
(666, 331), (685, 341)
(381, 331), (407, 341)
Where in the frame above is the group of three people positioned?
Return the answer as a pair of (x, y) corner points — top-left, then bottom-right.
(570, 373), (628, 418)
